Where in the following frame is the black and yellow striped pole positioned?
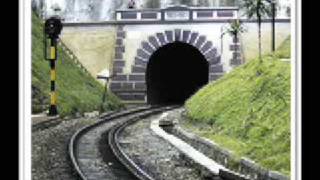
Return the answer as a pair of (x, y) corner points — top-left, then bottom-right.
(49, 39), (58, 115)
(44, 17), (62, 116)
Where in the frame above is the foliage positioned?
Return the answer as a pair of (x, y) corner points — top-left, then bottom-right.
(32, 12), (124, 117)
(221, 0), (237, 6)
(224, 19), (246, 39)
(184, 43), (291, 175)
(275, 36), (291, 59)
(180, 0), (193, 6)
(241, 0), (272, 19)
(241, 0), (272, 61)
(145, 0), (160, 8)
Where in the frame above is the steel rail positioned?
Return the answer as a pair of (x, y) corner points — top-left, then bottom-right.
(69, 105), (176, 180)
(108, 106), (178, 180)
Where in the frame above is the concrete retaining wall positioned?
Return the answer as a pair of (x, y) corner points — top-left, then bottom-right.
(172, 125), (289, 180)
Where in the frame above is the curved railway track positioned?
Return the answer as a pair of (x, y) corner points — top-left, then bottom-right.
(32, 111), (120, 132)
(32, 116), (61, 132)
(69, 105), (177, 180)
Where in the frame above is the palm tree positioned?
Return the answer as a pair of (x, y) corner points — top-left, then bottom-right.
(242, 0), (271, 61)
(224, 19), (246, 65)
(226, 19), (245, 44)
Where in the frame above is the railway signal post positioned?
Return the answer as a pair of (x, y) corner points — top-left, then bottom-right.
(44, 16), (63, 116)
(97, 70), (114, 113)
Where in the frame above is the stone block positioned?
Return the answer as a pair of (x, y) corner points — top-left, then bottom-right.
(110, 82), (121, 90)
(113, 60), (125, 67)
(197, 11), (213, 18)
(209, 73), (223, 81)
(141, 41), (155, 54)
(230, 44), (240, 51)
(112, 74), (127, 81)
(233, 37), (239, 43)
(122, 82), (134, 90)
(113, 67), (123, 74)
(156, 33), (166, 46)
(117, 25), (124, 31)
(219, 170), (250, 180)
(165, 30), (174, 43)
(210, 64), (223, 73)
(182, 30), (191, 42)
(195, 35), (206, 48)
(217, 11), (234, 17)
(115, 53), (123, 59)
(240, 158), (261, 179)
(121, 12), (137, 19)
(116, 93), (146, 101)
(134, 82), (146, 90)
(135, 57), (148, 67)
(174, 29), (182, 41)
(116, 38), (123, 45)
(189, 32), (199, 44)
(141, 12), (157, 19)
(205, 48), (217, 61)
(132, 66), (146, 73)
(233, 52), (241, 59)
(201, 41), (213, 53)
(117, 31), (126, 38)
(129, 74), (145, 81)
(137, 49), (150, 59)
(230, 58), (242, 66)
(115, 46), (125, 53)
(267, 171), (289, 180)
(148, 36), (160, 49)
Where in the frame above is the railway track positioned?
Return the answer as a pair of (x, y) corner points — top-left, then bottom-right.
(32, 116), (61, 132)
(69, 105), (177, 180)
(32, 110), (119, 132)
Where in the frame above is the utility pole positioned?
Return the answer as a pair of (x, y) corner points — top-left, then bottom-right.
(44, 16), (63, 116)
(270, 0), (276, 52)
(97, 70), (114, 113)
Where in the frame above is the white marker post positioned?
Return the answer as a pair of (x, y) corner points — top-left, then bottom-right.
(97, 69), (115, 113)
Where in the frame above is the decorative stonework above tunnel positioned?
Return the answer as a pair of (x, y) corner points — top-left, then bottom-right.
(110, 28), (225, 103)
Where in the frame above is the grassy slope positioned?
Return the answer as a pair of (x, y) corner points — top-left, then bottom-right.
(275, 36), (291, 59)
(184, 38), (291, 175)
(32, 13), (123, 117)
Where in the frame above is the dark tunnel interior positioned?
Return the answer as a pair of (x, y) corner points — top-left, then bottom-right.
(146, 42), (209, 105)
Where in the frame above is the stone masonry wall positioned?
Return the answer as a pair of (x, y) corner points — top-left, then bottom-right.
(110, 27), (226, 102)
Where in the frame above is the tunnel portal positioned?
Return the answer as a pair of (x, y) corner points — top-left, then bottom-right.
(146, 42), (209, 105)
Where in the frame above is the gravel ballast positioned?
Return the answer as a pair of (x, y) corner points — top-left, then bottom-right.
(32, 117), (96, 180)
(119, 113), (203, 180)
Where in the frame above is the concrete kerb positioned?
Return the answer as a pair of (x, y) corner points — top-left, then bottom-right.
(170, 112), (290, 180)
(150, 112), (249, 180)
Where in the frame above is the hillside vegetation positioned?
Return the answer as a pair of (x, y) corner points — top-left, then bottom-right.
(184, 37), (291, 175)
(275, 36), (291, 59)
(32, 13), (123, 117)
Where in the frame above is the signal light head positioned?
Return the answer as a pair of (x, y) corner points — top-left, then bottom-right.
(45, 16), (63, 38)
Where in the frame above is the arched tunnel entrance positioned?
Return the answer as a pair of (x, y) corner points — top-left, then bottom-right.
(146, 42), (209, 105)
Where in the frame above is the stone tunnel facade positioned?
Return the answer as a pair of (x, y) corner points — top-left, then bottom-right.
(109, 25), (241, 103)
(61, 6), (290, 104)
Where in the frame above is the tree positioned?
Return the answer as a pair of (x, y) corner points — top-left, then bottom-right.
(224, 19), (246, 65)
(145, 0), (160, 8)
(180, 0), (193, 6)
(225, 19), (245, 43)
(242, 0), (271, 61)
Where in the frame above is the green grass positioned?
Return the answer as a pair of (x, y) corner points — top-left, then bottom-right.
(32, 13), (124, 117)
(275, 36), (291, 59)
(184, 40), (291, 175)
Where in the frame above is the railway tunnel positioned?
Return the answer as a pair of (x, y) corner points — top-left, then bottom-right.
(146, 42), (209, 105)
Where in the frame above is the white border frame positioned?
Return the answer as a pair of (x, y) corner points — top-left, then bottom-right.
(19, 0), (31, 180)
(19, 0), (301, 179)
